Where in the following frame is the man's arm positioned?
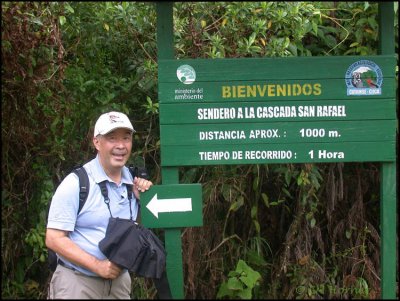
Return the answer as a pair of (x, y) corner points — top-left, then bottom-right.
(45, 228), (121, 279)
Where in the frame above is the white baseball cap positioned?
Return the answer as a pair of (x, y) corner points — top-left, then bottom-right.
(94, 111), (135, 137)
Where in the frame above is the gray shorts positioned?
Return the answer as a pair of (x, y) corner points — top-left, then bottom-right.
(48, 264), (131, 299)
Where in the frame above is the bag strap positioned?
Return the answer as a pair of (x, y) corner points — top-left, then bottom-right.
(99, 179), (134, 220)
(153, 270), (172, 299)
(69, 164), (147, 215)
(126, 183), (133, 202)
(72, 166), (90, 215)
(129, 165), (150, 180)
(128, 165), (145, 217)
(98, 180), (114, 218)
(76, 165), (144, 219)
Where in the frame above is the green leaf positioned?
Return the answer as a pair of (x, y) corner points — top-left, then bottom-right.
(261, 193), (269, 207)
(65, 3), (75, 13)
(312, 21), (318, 35)
(237, 287), (252, 299)
(59, 15), (66, 26)
(236, 260), (261, 288)
(216, 282), (233, 298)
(250, 205), (257, 219)
(248, 32), (256, 45)
(227, 277), (243, 290)
(229, 196), (244, 212)
(253, 220), (260, 234)
(239, 270), (261, 288)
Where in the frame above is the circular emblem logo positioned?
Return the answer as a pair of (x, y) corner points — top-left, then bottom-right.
(176, 65), (196, 84)
(345, 60), (382, 96)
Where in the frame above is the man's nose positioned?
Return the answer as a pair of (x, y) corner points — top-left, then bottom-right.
(115, 139), (126, 147)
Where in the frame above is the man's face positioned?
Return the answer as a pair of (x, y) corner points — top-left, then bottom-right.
(93, 128), (133, 171)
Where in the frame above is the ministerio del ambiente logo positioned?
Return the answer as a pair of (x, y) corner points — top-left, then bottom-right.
(177, 64), (196, 84)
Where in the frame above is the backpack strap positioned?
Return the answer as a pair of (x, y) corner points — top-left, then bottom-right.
(129, 164), (150, 180)
(126, 184), (133, 202)
(125, 183), (135, 221)
(128, 166), (143, 219)
(72, 167), (90, 215)
(76, 166), (141, 220)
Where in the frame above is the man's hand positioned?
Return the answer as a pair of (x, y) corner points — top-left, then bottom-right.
(133, 177), (153, 199)
(96, 259), (122, 279)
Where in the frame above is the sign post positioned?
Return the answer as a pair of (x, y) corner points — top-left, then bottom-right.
(378, 3), (397, 299)
(156, 2), (186, 299)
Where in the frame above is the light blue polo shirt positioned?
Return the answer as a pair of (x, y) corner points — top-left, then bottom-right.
(47, 155), (139, 276)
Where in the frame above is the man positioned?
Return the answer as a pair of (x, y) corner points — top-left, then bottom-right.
(46, 111), (153, 299)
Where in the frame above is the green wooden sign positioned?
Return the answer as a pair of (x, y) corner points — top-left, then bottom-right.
(158, 55), (396, 167)
(155, 2), (397, 299)
(140, 184), (203, 228)
(161, 120), (396, 144)
(161, 142), (395, 166)
(160, 100), (395, 124)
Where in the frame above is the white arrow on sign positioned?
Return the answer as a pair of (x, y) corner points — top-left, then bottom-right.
(146, 193), (192, 218)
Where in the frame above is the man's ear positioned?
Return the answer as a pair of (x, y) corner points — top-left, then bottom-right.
(93, 136), (100, 151)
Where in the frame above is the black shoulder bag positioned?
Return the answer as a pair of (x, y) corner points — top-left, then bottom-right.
(97, 180), (172, 299)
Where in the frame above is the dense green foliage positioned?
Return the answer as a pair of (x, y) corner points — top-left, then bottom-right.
(1, 1), (398, 299)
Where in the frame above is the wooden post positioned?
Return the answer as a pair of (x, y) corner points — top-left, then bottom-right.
(156, 2), (184, 299)
(378, 2), (397, 299)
